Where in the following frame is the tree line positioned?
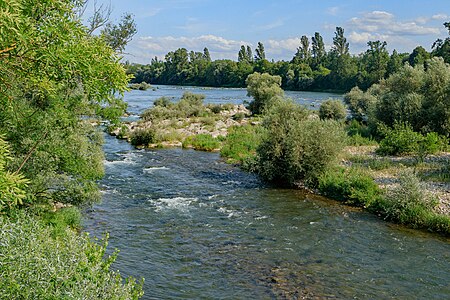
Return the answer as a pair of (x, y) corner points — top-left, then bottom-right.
(127, 23), (450, 92)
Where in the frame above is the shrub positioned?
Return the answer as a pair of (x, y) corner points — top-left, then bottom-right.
(42, 206), (82, 238)
(319, 99), (347, 121)
(209, 104), (222, 114)
(129, 82), (152, 90)
(130, 128), (157, 146)
(257, 100), (346, 186)
(182, 134), (220, 151)
(221, 125), (262, 164)
(377, 122), (423, 155)
(153, 96), (172, 107)
(382, 170), (438, 227)
(0, 212), (143, 299)
(319, 167), (382, 208)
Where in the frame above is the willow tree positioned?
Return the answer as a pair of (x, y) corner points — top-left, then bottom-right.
(0, 0), (131, 205)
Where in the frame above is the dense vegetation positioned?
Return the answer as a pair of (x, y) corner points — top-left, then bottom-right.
(127, 23), (450, 92)
(215, 64), (450, 234)
(0, 0), (142, 298)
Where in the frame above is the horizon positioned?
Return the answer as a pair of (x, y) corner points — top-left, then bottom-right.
(87, 0), (450, 64)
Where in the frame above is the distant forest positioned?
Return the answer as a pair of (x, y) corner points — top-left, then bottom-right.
(126, 24), (450, 92)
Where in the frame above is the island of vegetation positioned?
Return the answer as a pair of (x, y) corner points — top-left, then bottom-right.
(119, 54), (450, 236)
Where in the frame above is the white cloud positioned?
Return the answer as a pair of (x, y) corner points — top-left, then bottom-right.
(349, 10), (439, 36)
(326, 6), (339, 16)
(345, 10), (444, 53)
(431, 14), (449, 20)
(253, 19), (286, 31)
(125, 35), (251, 63)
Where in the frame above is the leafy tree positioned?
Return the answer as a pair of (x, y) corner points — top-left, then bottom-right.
(0, 0), (130, 205)
(332, 27), (349, 56)
(386, 49), (405, 76)
(246, 72), (284, 114)
(293, 35), (311, 64)
(408, 46), (430, 67)
(311, 32), (326, 68)
(246, 45), (254, 63)
(432, 22), (450, 63)
(359, 41), (390, 89)
(203, 47), (212, 62)
(255, 42), (266, 61)
(101, 13), (137, 53)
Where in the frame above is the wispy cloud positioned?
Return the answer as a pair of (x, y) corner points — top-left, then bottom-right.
(326, 6), (339, 16)
(254, 19), (285, 31)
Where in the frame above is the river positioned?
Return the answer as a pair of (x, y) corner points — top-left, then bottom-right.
(84, 86), (450, 299)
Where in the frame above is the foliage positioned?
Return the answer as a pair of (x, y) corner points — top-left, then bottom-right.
(101, 13), (137, 53)
(0, 212), (143, 299)
(256, 99), (346, 186)
(318, 167), (382, 207)
(142, 92), (207, 121)
(0, 137), (30, 211)
(319, 99), (347, 121)
(344, 85), (379, 122)
(0, 0), (130, 205)
(130, 128), (157, 146)
(182, 134), (221, 151)
(373, 58), (450, 136)
(220, 125), (262, 164)
(377, 122), (446, 157)
(153, 96), (172, 107)
(129, 82), (152, 90)
(246, 72), (284, 114)
(382, 170), (438, 227)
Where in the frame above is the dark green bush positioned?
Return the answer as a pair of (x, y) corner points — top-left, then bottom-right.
(182, 134), (220, 151)
(318, 167), (382, 208)
(319, 99), (347, 121)
(130, 128), (157, 146)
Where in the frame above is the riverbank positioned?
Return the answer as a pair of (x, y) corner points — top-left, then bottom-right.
(109, 99), (450, 235)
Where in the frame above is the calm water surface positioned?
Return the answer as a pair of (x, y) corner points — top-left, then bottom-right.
(84, 88), (449, 299)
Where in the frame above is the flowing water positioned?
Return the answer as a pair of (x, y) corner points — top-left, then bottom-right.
(84, 87), (450, 299)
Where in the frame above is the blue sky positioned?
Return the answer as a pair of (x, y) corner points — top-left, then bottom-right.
(87, 0), (450, 64)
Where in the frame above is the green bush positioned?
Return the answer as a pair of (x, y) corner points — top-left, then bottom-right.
(130, 128), (157, 146)
(381, 170), (438, 227)
(319, 99), (347, 121)
(256, 100), (346, 186)
(153, 96), (172, 107)
(182, 134), (220, 151)
(377, 122), (424, 155)
(0, 213), (143, 299)
(41, 206), (82, 238)
(221, 125), (262, 164)
(318, 167), (382, 208)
